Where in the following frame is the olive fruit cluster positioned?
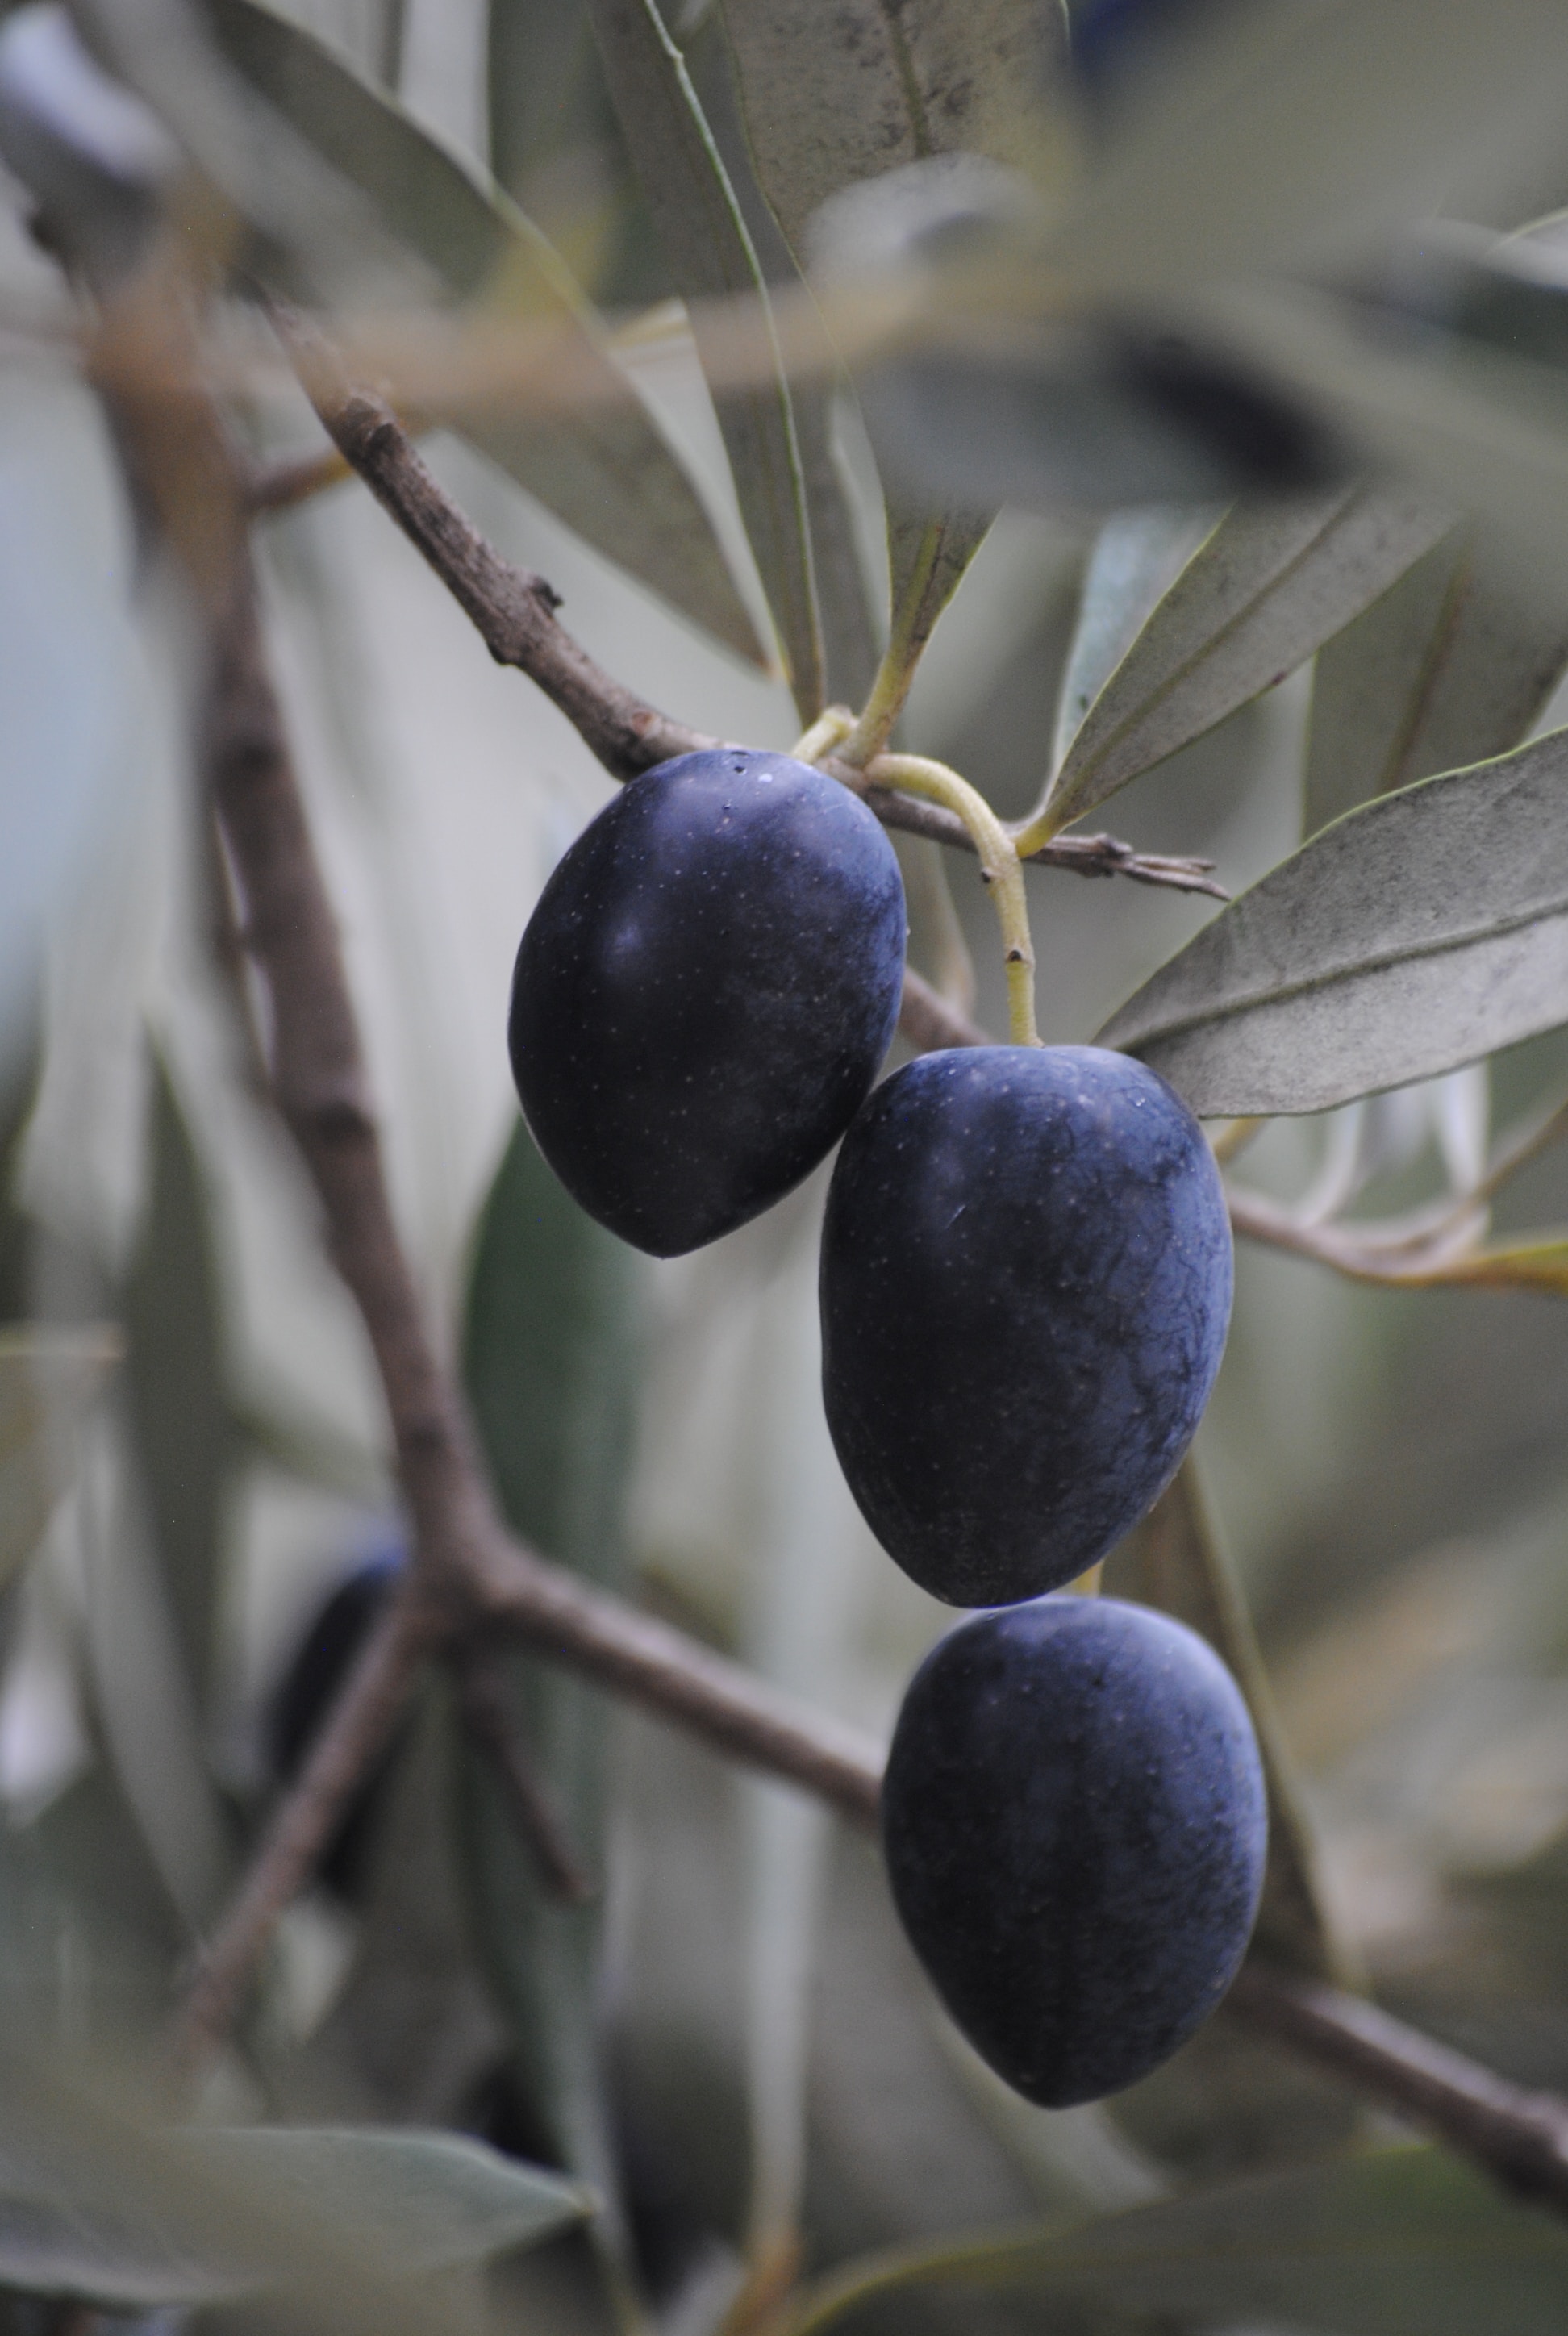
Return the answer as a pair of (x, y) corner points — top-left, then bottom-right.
(507, 745), (1263, 2105)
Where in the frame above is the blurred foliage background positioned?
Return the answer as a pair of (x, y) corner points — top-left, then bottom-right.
(8, 1), (1568, 2332)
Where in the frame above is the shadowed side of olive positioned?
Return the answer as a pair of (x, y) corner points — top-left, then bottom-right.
(509, 749), (907, 1258)
(882, 1596), (1268, 2107)
(819, 1045), (1232, 1606)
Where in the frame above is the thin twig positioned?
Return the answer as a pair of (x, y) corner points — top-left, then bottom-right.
(242, 439), (353, 515)
(457, 1648), (597, 1903)
(466, 1539), (885, 1829)
(178, 1594), (436, 2066)
(1226, 1967), (1568, 2211)
(278, 313), (1224, 902)
(272, 305), (717, 781)
(1225, 1180), (1487, 1283)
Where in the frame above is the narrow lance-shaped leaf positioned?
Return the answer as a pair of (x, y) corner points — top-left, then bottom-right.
(682, 7), (880, 703)
(582, 0), (824, 715)
(719, 0), (1059, 258)
(1031, 486), (1452, 840)
(1305, 527), (1568, 834)
(0, 2086), (587, 2314)
(884, 499), (994, 695)
(120, 1050), (228, 1711)
(487, 0), (676, 314)
(1051, 504), (1218, 778)
(1097, 727), (1568, 1118)
(458, 1122), (642, 2267)
(1045, 0), (1568, 303)
(779, 2146), (1568, 2336)
(1299, 195), (1568, 799)
(1100, 1462), (1360, 2171)
(1104, 1460), (1347, 1984)
(1210, 271), (1568, 596)
(0, 1326), (119, 1591)
(182, 0), (764, 665)
(719, 0), (1070, 683)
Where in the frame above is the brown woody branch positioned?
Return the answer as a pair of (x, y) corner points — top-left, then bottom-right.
(106, 294), (1568, 2215)
(277, 311), (1222, 903)
(1225, 1968), (1568, 2212)
(273, 307), (717, 780)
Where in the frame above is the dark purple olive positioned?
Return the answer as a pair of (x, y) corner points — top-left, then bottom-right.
(509, 749), (906, 1258)
(882, 1595), (1267, 2106)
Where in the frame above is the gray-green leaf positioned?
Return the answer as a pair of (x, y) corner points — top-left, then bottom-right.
(783, 2146), (1568, 2336)
(1051, 503), (1218, 778)
(0, 2095), (588, 2313)
(1305, 528), (1568, 834)
(1048, 0), (1568, 303)
(717, 0), (1061, 265)
(181, 0), (764, 664)
(0, 1327), (119, 1592)
(459, 1121), (641, 2262)
(121, 1049), (228, 1709)
(1101, 1463), (1359, 2173)
(1097, 728), (1568, 1116)
(681, 9), (880, 703)
(719, 3), (1066, 688)
(197, 2127), (589, 2278)
(1038, 486), (1451, 836)
(582, 0), (824, 715)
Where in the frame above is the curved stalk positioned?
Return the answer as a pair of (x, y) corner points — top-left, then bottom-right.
(791, 704), (856, 763)
(1010, 790), (1071, 861)
(869, 753), (1039, 1047)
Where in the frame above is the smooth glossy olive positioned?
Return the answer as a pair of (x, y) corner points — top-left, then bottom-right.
(882, 1595), (1267, 2107)
(820, 1045), (1232, 1605)
(509, 749), (906, 1258)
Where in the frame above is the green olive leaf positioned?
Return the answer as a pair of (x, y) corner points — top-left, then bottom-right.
(458, 1120), (642, 2267)
(883, 500), (995, 707)
(0, 1326), (119, 1593)
(1038, 486), (1452, 836)
(1050, 503), (1218, 779)
(718, 1), (1069, 684)
(1046, 0), (1568, 304)
(1096, 728), (1568, 1117)
(0, 371), (136, 1066)
(1104, 1462), (1345, 1985)
(581, 0), (825, 715)
(1207, 272), (1568, 593)
(681, 9), (881, 703)
(120, 1050), (228, 1710)
(168, 0), (765, 665)
(194, 2127), (590, 2280)
(716, 0), (1063, 265)
(1101, 1462), (1359, 2174)
(778, 2146), (1568, 2336)
(1306, 529), (1568, 836)
(0, 2078), (589, 2314)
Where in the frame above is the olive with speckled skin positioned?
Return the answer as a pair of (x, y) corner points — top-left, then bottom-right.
(820, 1044), (1232, 1606)
(510, 749), (906, 1258)
(882, 1595), (1267, 2107)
